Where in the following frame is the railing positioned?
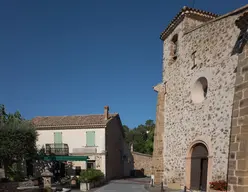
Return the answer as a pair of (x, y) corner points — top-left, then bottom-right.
(45, 143), (69, 156)
(72, 146), (97, 154)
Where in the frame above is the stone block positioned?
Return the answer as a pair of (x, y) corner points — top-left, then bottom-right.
(233, 101), (239, 110)
(234, 92), (243, 101)
(233, 109), (239, 117)
(228, 176), (237, 184)
(236, 170), (248, 177)
(230, 143), (239, 152)
(237, 160), (248, 169)
(236, 151), (246, 160)
(241, 125), (248, 133)
(240, 107), (248, 116)
(233, 185), (248, 192)
(231, 126), (240, 135)
(238, 116), (248, 125)
(236, 82), (248, 93)
(229, 160), (236, 169)
(240, 98), (248, 108)
(232, 118), (238, 127)
(236, 75), (244, 84)
(244, 89), (248, 98)
(238, 176), (248, 185)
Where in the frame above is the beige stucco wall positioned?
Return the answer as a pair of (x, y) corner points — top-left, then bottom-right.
(162, 14), (241, 185)
(36, 128), (106, 175)
(37, 128), (105, 154)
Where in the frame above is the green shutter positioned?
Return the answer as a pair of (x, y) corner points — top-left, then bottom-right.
(54, 132), (62, 148)
(86, 131), (95, 146)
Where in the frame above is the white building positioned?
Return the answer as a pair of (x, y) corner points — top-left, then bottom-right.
(32, 106), (129, 180)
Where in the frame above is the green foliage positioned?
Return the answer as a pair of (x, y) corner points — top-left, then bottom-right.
(123, 119), (155, 155)
(0, 104), (38, 178)
(7, 163), (24, 182)
(79, 169), (104, 183)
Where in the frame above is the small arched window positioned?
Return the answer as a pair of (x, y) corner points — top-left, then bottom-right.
(171, 34), (178, 60)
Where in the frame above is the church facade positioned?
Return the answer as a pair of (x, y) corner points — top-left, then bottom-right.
(152, 4), (248, 192)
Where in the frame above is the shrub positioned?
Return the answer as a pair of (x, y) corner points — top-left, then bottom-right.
(79, 169), (104, 183)
(209, 180), (228, 191)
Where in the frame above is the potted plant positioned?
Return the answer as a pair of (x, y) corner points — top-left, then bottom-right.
(209, 180), (228, 191)
(79, 169), (94, 191)
(79, 169), (104, 191)
(92, 169), (104, 187)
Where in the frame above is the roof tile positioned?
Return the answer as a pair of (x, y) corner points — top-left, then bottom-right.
(32, 114), (118, 127)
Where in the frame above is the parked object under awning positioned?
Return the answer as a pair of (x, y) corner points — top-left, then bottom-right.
(42, 156), (89, 161)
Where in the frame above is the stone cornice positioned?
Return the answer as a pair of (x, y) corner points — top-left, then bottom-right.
(153, 82), (166, 93)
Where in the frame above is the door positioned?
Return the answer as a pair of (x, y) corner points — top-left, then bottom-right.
(200, 158), (208, 190)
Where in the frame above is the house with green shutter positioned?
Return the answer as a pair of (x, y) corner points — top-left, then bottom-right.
(31, 106), (129, 181)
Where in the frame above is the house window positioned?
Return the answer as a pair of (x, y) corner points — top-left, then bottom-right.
(87, 160), (95, 169)
(171, 34), (178, 60)
(86, 131), (95, 146)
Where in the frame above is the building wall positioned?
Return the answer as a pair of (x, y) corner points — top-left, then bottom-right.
(162, 14), (240, 185)
(123, 142), (134, 177)
(36, 128), (106, 176)
(37, 128), (106, 154)
(132, 152), (152, 176)
(105, 116), (125, 180)
(152, 83), (165, 184)
(228, 42), (248, 191)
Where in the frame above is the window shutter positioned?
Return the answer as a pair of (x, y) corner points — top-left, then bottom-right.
(54, 132), (62, 144)
(86, 131), (95, 146)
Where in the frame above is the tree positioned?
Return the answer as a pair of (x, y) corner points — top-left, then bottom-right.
(0, 105), (38, 178)
(123, 119), (155, 155)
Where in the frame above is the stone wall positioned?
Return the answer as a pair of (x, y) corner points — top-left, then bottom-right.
(152, 83), (165, 184)
(132, 152), (152, 176)
(162, 13), (240, 186)
(228, 42), (248, 191)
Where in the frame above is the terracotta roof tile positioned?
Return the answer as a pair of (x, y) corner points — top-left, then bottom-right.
(32, 113), (118, 128)
(160, 6), (219, 40)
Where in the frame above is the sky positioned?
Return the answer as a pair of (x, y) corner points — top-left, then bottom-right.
(0, 0), (247, 128)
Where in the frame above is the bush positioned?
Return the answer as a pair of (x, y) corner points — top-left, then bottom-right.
(79, 169), (104, 183)
(209, 180), (227, 191)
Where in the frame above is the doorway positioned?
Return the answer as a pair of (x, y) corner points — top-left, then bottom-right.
(190, 143), (208, 191)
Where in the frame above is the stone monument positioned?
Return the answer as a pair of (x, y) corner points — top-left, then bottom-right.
(41, 167), (53, 188)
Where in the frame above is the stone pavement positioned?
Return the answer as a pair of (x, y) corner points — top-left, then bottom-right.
(72, 178), (150, 192)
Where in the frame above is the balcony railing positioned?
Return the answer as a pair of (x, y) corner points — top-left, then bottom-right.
(72, 146), (97, 154)
(45, 143), (69, 156)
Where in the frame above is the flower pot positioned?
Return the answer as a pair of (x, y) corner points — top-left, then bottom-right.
(80, 182), (89, 191)
(80, 182), (93, 191)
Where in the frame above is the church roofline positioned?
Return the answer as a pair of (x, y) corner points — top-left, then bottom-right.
(160, 6), (220, 41)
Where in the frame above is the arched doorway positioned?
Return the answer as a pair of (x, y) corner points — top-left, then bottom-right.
(190, 143), (208, 191)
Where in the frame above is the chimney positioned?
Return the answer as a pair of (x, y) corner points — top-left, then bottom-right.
(104, 106), (109, 120)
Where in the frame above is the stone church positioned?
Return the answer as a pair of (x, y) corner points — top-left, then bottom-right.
(152, 4), (248, 192)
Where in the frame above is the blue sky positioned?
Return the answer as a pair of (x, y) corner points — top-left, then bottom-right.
(0, 0), (247, 128)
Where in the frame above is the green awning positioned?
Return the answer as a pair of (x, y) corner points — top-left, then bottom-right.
(43, 156), (89, 161)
